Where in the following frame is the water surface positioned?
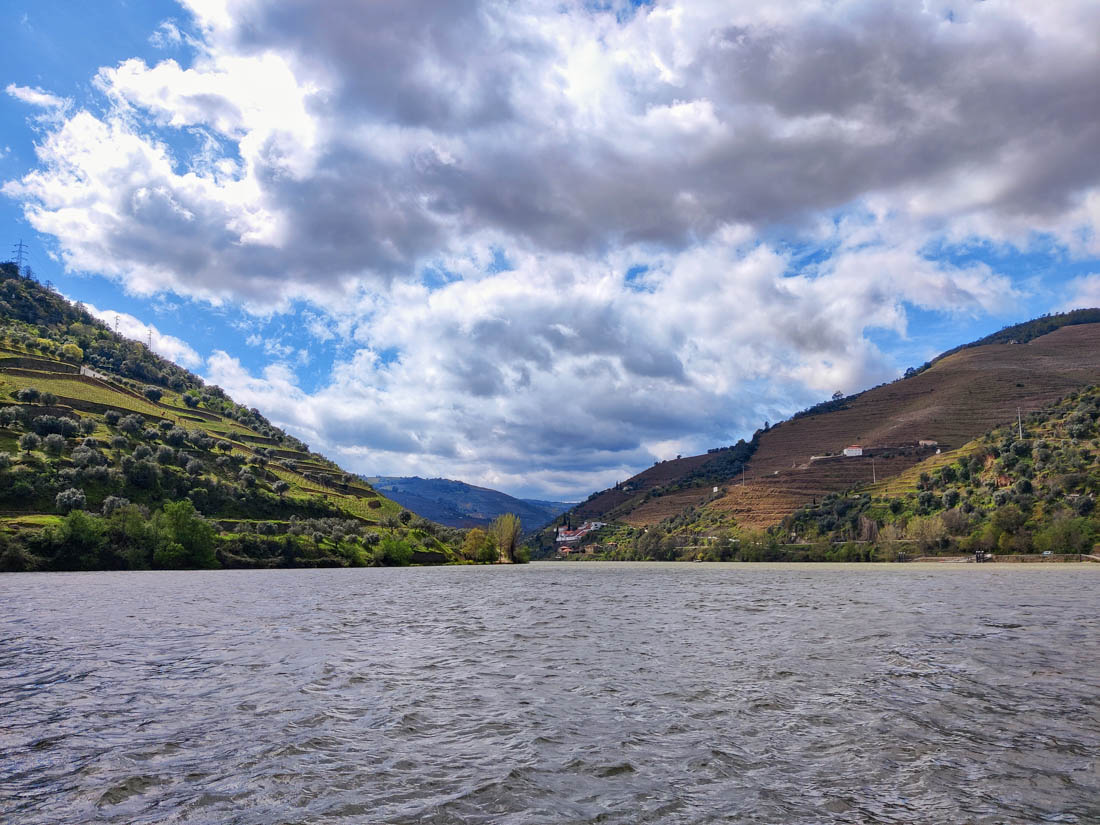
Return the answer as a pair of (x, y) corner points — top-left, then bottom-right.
(2, 562), (1097, 823)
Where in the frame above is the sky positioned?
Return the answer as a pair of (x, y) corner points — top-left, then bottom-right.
(3, 0), (1100, 501)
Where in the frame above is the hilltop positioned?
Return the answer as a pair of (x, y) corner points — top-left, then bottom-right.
(364, 476), (572, 530)
(538, 311), (1100, 558)
(0, 263), (473, 571)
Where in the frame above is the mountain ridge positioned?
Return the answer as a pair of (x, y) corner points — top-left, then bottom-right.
(364, 475), (573, 530)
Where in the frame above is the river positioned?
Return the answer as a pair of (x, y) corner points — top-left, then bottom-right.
(1, 562), (1097, 824)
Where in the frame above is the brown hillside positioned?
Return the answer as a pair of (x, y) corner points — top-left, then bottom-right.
(571, 453), (711, 520)
(579, 323), (1100, 529)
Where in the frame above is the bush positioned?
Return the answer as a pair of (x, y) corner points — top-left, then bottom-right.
(152, 500), (217, 568)
(55, 487), (87, 514)
(142, 385), (163, 402)
(372, 536), (413, 566)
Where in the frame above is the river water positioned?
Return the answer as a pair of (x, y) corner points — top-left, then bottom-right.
(1, 563), (1097, 824)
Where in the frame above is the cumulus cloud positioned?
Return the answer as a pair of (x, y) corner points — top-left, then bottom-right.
(1058, 274), (1100, 312)
(6, 0), (1100, 496)
(9, 0), (1100, 303)
(81, 302), (203, 368)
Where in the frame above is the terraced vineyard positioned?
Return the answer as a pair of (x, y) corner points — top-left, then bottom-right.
(548, 316), (1100, 537)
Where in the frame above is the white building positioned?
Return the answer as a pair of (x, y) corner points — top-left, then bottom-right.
(843, 445), (863, 457)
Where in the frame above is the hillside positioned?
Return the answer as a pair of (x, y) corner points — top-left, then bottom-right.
(365, 476), (572, 529)
(773, 382), (1100, 559)
(0, 263), (468, 571)
(542, 312), (1100, 549)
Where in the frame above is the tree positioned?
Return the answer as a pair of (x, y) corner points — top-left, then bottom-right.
(273, 480), (290, 498)
(18, 432), (40, 454)
(43, 433), (66, 457)
(907, 514), (947, 553)
(489, 513), (522, 563)
(118, 414), (144, 436)
(55, 487), (87, 514)
(1034, 516), (1093, 555)
(59, 342), (83, 362)
(142, 385), (163, 402)
(152, 500), (217, 568)
(460, 527), (490, 561)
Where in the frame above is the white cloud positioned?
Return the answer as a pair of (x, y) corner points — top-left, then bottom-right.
(80, 302), (203, 369)
(5, 84), (70, 111)
(1058, 274), (1100, 312)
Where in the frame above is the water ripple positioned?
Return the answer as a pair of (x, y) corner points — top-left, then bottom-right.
(1, 563), (1098, 824)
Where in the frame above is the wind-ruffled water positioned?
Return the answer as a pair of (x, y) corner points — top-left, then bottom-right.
(2, 563), (1097, 824)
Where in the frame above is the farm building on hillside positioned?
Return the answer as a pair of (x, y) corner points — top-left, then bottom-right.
(843, 445), (864, 457)
(918, 439), (938, 447)
(555, 521), (607, 544)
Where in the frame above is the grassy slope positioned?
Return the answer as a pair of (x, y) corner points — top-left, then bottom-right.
(0, 266), (464, 568)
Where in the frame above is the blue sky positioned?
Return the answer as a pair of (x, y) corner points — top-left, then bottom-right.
(3, 0), (1100, 499)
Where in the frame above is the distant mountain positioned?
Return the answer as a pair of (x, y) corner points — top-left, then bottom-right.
(364, 476), (574, 530)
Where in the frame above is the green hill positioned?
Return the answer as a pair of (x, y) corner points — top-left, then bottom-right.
(0, 263), (466, 571)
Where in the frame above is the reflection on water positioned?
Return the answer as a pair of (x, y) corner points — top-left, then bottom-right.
(1, 563), (1098, 824)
